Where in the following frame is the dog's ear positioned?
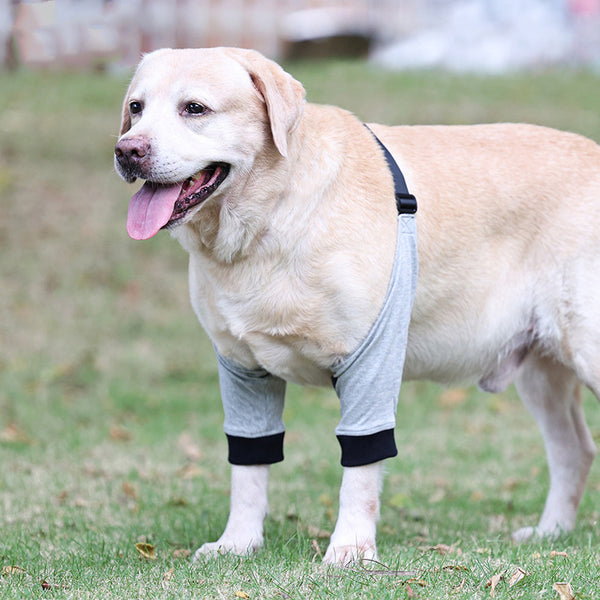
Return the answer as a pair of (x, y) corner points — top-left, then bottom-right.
(228, 49), (305, 157)
(119, 103), (131, 136)
(119, 91), (132, 136)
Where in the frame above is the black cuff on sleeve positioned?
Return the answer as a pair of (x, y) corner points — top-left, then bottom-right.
(336, 429), (397, 467)
(226, 432), (285, 465)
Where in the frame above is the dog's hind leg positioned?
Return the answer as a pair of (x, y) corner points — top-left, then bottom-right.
(512, 353), (596, 541)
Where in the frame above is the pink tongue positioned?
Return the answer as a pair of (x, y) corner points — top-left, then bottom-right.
(127, 181), (183, 240)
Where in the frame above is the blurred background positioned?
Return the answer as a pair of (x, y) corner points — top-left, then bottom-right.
(2, 0), (600, 73)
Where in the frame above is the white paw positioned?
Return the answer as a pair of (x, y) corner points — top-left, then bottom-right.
(192, 537), (263, 561)
(512, 525), (562, 543)
(323, 542), (377, 567)
(512, 526), (537, 543)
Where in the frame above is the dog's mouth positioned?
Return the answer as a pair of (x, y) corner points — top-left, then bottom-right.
(127, 163), (230, 240)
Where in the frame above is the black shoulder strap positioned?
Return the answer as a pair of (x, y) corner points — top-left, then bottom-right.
(365, 125), (417, 215)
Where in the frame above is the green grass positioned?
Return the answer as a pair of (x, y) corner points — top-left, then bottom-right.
(1, 61), (600, 598)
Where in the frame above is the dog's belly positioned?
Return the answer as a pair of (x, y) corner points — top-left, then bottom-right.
(403, 303), (539, 390)
(403, 339), (494, 386)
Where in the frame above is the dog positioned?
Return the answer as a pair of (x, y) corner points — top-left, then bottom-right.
(114, 47), (600, 566)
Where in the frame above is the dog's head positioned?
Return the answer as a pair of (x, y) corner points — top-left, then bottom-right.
(114, 48), (305, 241)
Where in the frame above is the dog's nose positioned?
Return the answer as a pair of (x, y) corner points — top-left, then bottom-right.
(114, 137), (150, 164)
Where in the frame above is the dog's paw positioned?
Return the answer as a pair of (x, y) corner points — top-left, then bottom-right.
(192, 537), (262, 561)
(322, 542), (377, 567)
(512, 525), (562, 543)
(512, 526), (537, 543)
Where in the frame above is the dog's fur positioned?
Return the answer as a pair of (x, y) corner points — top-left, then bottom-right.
(115, 47), (600, 565)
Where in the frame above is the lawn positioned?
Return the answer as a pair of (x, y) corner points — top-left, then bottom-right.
(1, 60), (600, 599)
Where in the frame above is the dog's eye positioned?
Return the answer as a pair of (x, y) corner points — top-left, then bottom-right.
(129, 101), (143, 114)
(184, 102), (207, 115)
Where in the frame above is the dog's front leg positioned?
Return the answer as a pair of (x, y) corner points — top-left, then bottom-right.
(193, 464), (269, 560)
(323, 461), (383, 566)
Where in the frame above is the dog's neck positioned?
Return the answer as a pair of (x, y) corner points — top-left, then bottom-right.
(174, 150), (289, 263)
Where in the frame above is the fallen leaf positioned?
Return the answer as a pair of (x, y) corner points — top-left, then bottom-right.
(122, 481), (138, 500)
(235, 592), (250, 599)
(41, 580), (66, 590)
(442, 565), (469, 572)
(502, 477), (522, 491)
(161, 568), (174, 589)
(426, 543), (461, 556)
(428, 488), (446, 503)
(169, 496), (188, 507)
(135, 542), (157, 560)
(318, 493), (333, 507)
(486, 572), (505, 598)
(177, 433), (203, 461)
(550, 551), (569, 559)
(508, 567), (528, 587)
(307, 525), (331, 539)
(109, 424), (133, 441)
(2, 565), (27, 576)
(285, 508), (299, 521)
(0, 423), (31, 444)
(173, 548), (191, 559)
(177, 464), (203, 479)
(553, 582), (575, 600)
(405, 582), (414, 598)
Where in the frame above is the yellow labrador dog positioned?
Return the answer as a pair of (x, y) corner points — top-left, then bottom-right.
(115, 47), (600, 565)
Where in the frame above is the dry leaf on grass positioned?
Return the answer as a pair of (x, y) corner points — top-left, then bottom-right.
(135, 542), (157, 560)
(161, 568), (174, 590)
(177, 433), (203, 461)
(109, 424), (133, 442)
(404, 578), (427, 598)
(508, 567), (528, 587)
(235, 592), (250, 599)
(550, 551), (570, 559)
(486, 571), (505, 598)
(41, 580), (67, 590)
(553, 582), (575, 600)
(2, 565), (27, 576)
(442, 565), (469, 572)
(306, 525), (331, 539)
(0, 423), (31, 444)
(121, 481), (138, 500)
(169, 496), (188, 507)
(318, 493), (333, 507)
(173, 548), (191, 559)
(423, 543), (462, 556)
(176, 464), (203, 480)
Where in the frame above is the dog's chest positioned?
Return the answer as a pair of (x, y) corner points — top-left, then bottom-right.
(187, 254), (352, 386)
